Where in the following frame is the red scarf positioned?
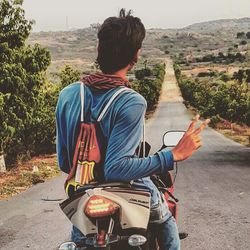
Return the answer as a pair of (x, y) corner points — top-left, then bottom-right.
(82, 72), (131, 90)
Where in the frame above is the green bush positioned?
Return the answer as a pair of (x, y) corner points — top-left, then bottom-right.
(240, 40), (247, 45)
(176, 72), (249, 126)
(135, 68), (152, 80)
(173, 63), (181, 79)
(59, 65), (81, 88)
(153, 63), (165, 82)
(0, 0), (56, 166)
(219, 73), (231, 82)
(133, 64), (165, 111)
(28, 82), (60, 155)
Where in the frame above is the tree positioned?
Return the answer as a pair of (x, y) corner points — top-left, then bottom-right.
(133, 64), (165, 111)
(235, 52), (246, 62)
(237, 32), (245, 39)
(135, 68), (152, 80)
(218, 52), (224, 57)
(30, 82), (60, 155)
(173, 63), (181, 79)
(246, 69), (250, 83)
(59, 65), (81, 88)
(0, 0), (51, 166)
(220, 73), (230, 82)
(240, 40), (247, 45)
(233, 69), (246, 83)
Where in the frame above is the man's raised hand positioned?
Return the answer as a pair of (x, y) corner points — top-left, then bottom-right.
(171, 115), (210, 162)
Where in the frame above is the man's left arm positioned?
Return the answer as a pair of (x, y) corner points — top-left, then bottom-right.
(55, 95), (70, 174)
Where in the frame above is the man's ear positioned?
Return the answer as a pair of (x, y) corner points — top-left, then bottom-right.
(128, 49), (141, 71)
(133, 49), (141, 63)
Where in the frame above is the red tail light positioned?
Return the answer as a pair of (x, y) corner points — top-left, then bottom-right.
(84, 195), (120, 218)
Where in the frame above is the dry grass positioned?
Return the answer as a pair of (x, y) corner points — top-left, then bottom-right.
(218, 129), (249, 146)
(215, 121), (250, 147)
(0, 155), (60, 200)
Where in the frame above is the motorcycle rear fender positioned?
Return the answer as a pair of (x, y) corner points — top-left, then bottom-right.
(60, 187), (151, 236)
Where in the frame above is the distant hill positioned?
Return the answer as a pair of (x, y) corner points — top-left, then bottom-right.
(28, 17), (250, 81)
(183, 17), (250, 32)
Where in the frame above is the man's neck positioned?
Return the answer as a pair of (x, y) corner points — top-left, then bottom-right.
(111, 67), (129, 80)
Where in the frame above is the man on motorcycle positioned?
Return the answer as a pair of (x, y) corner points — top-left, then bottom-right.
(56, 9), (209, 250)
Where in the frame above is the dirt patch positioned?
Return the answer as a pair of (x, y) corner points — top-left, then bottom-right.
(0, 155), (60, 200)
(218, 129), (250, 146)
(182, 65), (240, 77)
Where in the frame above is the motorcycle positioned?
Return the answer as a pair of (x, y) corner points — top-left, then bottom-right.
(59, 130), (186, 250)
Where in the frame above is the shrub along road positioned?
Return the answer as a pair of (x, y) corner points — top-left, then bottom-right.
(0, 58), (250, 250)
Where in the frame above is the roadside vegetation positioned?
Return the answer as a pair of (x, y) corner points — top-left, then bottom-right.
(174, 63), (250, 146)
(132, 63), (165, 111)
(0, 0), (58, 168)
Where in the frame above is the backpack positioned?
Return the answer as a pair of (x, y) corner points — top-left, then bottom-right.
(65, 82), (129, 195)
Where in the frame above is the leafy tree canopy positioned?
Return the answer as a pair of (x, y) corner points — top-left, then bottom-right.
(0, 0), (51, 164)
(59, 65), (81, 88)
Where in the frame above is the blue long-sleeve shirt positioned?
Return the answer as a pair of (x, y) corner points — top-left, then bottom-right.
(56, 82), (174, 207)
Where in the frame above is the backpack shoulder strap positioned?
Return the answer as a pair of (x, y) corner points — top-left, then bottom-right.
(80, 82), (85, 122)
(80, 83), (130, 123)
(80, 84), (145, 155)
(97, 87), (130, 122)
(96, 86), (146, 158)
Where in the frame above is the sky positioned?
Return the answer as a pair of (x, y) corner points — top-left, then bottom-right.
(22, 0), (250, 32)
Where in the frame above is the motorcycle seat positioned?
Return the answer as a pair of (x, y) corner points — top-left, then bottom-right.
(74, 181), (132, 195)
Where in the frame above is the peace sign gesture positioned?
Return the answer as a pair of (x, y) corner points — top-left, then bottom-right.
(172, 115), (210, 162)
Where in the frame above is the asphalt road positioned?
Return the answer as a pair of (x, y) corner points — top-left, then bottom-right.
(0, 59), (250, 250)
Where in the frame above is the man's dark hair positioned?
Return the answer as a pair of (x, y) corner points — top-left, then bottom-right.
(97, 9), (146, 74)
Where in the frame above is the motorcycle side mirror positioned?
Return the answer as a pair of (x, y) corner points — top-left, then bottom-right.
(162, 131), (185, 148)
(59, 242), (77, 250)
